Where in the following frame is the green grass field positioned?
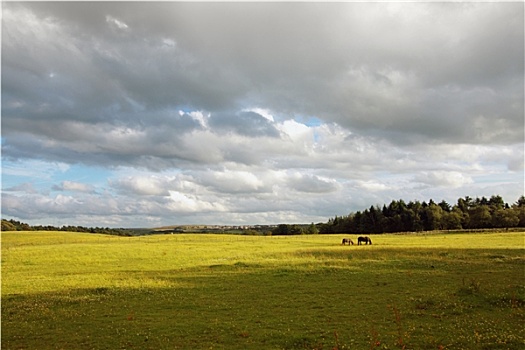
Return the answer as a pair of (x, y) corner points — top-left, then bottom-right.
(2, 231), (524, 349)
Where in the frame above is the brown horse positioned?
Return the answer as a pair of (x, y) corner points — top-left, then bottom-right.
(357, 236), (372, 245)
(341, 238), (354, 245)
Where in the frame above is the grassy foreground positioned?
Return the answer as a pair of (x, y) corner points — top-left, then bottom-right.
(2, 231), (524, 349)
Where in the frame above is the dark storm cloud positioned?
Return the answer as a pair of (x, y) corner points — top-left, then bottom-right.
(287, 174), (340, 194)
(3, 2), (523, 168)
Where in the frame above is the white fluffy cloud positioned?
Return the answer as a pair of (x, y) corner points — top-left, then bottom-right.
(413, 171), (474, 189)
(53, 181), (96, 194)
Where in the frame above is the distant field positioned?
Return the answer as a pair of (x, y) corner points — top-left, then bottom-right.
(2, 231), (524, 349)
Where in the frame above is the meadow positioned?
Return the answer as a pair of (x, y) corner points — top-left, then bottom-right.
(2, 231), (524, 349)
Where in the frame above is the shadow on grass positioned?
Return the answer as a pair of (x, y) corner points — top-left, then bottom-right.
(3, 248), (524, 350)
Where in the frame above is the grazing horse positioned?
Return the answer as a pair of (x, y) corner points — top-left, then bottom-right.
(357, 236), (372, 245)
(341, 238), (354, 245)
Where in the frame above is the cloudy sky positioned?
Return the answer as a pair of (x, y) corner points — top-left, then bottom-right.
(2, 2), (524, 228)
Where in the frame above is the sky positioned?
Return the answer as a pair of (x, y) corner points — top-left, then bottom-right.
(2, 1), (524, 228)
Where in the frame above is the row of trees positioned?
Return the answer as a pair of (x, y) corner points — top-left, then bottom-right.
(319, 195), (525, 234)
(0, 219), (149, 236)
(271, 223), (319, 236)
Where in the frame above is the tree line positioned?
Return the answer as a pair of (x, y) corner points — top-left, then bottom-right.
(318, 195), (525, 234)
(0, 219), (151, 236)
(271, 223), (319, 236)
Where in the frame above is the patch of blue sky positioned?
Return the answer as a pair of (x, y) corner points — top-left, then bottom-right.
(2, 159), (65, 184)
(176, 106), (195, 115)
(2, 159), (112, 194)
(294, 115), (323, 127)
(48, 164), (113, 191)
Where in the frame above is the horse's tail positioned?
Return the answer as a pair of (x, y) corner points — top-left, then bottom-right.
(369, 238), (372, 245)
